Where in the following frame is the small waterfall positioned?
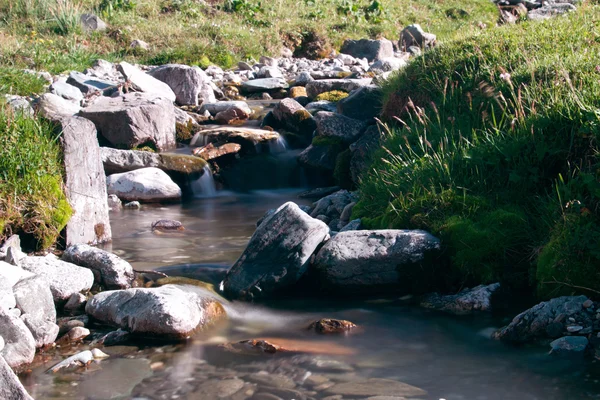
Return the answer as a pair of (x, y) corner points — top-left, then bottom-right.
(268, 136), (289, 154)
(192, 165), (217, 198)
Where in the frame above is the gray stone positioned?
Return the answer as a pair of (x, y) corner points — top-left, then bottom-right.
(0, 235), (21, 261)
(57, 315), (88, 336)
(223, 202), (330, 300)
(420, 283), (501, 315)
(35, 93), (80, 118)
(20, 256), (94, 303)
(124, 201), (141, 209)
(50, 80), (83, 104)
(337, 85), (382, 121)
(324, 378), (426, 398)
(0, 261), (34, 287)
(272, 98), (316, 138)
(0, 309), (35, 369)
(0, 355), (33, 400)
(311, 190), (358, 222)
(349, 125), (382, 184)
(106, 167), (182, 203)
(80, 92), (177, 151)
(340, 39), (394, 62)
(305, 100), (338, 113)
(195, 378), (246, 398)
(66, 71), (117, 94)
(130, 39), (150, 50)
(369, 57), (408, 73)
(117, 62), (176, 102)
(80, 13), (107, 32)
(298, 144), (342, 171)
(313, 230), (442, 294)
(0, 276), (15, 311)
(494, 296), (592, 343)
(549, 336), (589, 355)
(528, 3), (576, 20)
(58, 116), (112, 246)
(63, 244), (135, 290)
(339, 219), (362, 232)
(306, 79), (372, 99)
(107, 194), (122, 210)
(241, 78), (289, 93)
(149, 64), (215, 106)
(64, 293), (87, 314)
(0, 336), (3, 352)
(4, 95), (34, 118)
(101, 147), (161, 175)
(294, 71), (314, 86)
(246, 373), (296, 389)
(399, 24), (437, 49)
(200, 101), (252, 116)
(57, 326), (90, 344)
(85, 285), (225, 339)
(314, 111), (367, 144)
(13, 276), (59, 348)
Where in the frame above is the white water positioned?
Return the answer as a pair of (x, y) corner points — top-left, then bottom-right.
(268, 136), (289, 154)
(192, 165), (217, 198)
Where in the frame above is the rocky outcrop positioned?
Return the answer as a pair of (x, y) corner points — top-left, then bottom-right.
(19, 256), (94, 304)
(80, 92), (176, 151)
(222, 202), (330, 300)
(58, 116), (112, 246)
(62, 244), (135, 290)
(106, 167), (182, 203)
(337, 85), (382, 121)
(117, 62), (176, 102)
(340, 38), (394, 62)
(314, 111), (367, 143)
(85, 285), (225, 339)
(0, 309), (36, 369)
(312, 230), (442, 294)
(149, 64), (215, 106)
(494, 296), (595, 343)
(12, 276), (59, 348)
(0, 355), (33, 400)
(420, 283), (501, 315)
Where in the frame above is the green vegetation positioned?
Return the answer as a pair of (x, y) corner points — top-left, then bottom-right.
(0, 107), (72, 250)
(355, 5), (600, 298)
(0, 68), (47, 96)
(315, 90), (350, 102)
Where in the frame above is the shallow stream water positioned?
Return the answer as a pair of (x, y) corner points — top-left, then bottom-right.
(20, 190), (600, 400)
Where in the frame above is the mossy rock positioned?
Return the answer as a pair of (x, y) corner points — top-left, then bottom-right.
(176, 120), (195, 143)
(315, 90), (350, 102)
(334, 149), (353, 190)
(159, 153), (207, 174)
(312, 135), (346, 148)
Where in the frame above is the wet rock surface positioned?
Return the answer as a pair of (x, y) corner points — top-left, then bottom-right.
(106, 167), (182, 203)
(420, 283), (501, 315)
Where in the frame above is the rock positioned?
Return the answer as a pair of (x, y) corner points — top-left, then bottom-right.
(149, 64), (215, 106)
(0, 309), (35, 369)
(399, 24), (437, 50)
(48, 350), (94, 373)
(57, 315), (88, 336)
(340, 39), (394, 62)
(80, 92), (176, 151)
(190, 126), (281, 152)
(369, 57), (407, 73)
(314, 111), (367, 144)
(0, 261), (34, 287)
(549, 336), (589, 355)
(4, 95), (34, 117)
(56, 326), (90, 345)
(311, 190), (358, 222)
(66, 71), (117, 95)
(246, 373), (296, 389)
(290, 86), (308, 98)
(20, 255), (94, 303)
(192, 143), (242, 161)
(340, 219), (362, 232)
(259, 66), (283, 78)
(222, 202), (330, 300)
(195, 378), (246, 398)
(494, 296), (592, 343)
(298, 186), (341, 200)
(130, 39), (150, 51)
(151, 219), (185, 232)
(312, 230), (442, 294)
(337, 85), (382, 121)
(241, 78), (289, 93)
(35, 93), (80, 118)
(0, 235), (22, 262)
(80, 13), (107, 32)
(98, 329), (131, 346)
(64, 293), (87, 314)
(528, 3), (576, 20)
(306, 100), (338, 113)
(85, 285), (225, 339)
(215, 106), (250, 125)
(107, 194), (122, 210)
(13, 276), (59, 348)
(106, 167), (182, 203)
(124, 201), (141, 209)
(201, 101), (252, 116)
(324, 378), (426, 398)
(117, 62), (176, 102)
(62, 244), (135, 290)
(306, 79), (372, 99)
(58, 116), (112, 245)
(0, 355), (33, 400)
(295, 71), (314, 86)
(101, 147), (161, 175)
(349, 125), (382, 183)
(50, 80), (83, 104)
(309, 319), (357, 334)
(420, 283), (501, 315)
(298, 144), (341, 171)
(272, 98), (316, 138)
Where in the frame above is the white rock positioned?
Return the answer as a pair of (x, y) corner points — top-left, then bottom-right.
(117, 62), (176, 103)
(62, 244), (135, 289)
(106, 167), (182, 203)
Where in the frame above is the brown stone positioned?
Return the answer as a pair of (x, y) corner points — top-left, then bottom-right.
(308, 319), (357, 334)
(193, 143), (242, 161)
(222, 337), (356, 356)
(215, 106), (250, 125)
(290, 86), (307, 98)
(324, 378), (426, 398)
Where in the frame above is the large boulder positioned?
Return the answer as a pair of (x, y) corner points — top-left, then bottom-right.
(311, 190), (358, 222)
(85, 285), (225, 339)
(62, 244), (135, 290)
(222, 202), (330, 300)
(340, 39), (394, 62)
(0, 309), (36, 369)
(298, 144), (342, 172)
(117, 62), (176, 102)
(79, 92), (177, 151)
(19, 256), (94, 304)
(306, 79), (372, 99)
(494, 296), (594, 343)
(100, 148), (206, 178)
(314, 111), (367, 144)
(420, 283), (501, 315)
(312, 230), (442, 294)
(0, 355), (33, 400)
(190, 126), (281, 153)
(58, 116), (112, 246)
(12, 276), (59, 348)
(0, 262), (34, 288)
(337, 85), (382, 121)
(149, 64), (215, 106)
(106, 167), (182, 203)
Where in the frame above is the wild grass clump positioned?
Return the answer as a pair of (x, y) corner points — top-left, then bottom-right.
(355, 6), (600, 298)
(0, 68), (47, 95)
(0, 107), (72, 250)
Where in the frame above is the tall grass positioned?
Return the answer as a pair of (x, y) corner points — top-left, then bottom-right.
(355, 6), (600, 297)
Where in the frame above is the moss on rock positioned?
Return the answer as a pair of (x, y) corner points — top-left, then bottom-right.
(315, 90), (350, 102)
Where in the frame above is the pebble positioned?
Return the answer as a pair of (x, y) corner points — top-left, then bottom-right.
(583, 299), (594, 308)
(567, 325), (583, 333)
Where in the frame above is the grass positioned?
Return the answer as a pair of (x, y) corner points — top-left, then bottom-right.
(0, 106), (73, 250)
(354, 4), (600, 298)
